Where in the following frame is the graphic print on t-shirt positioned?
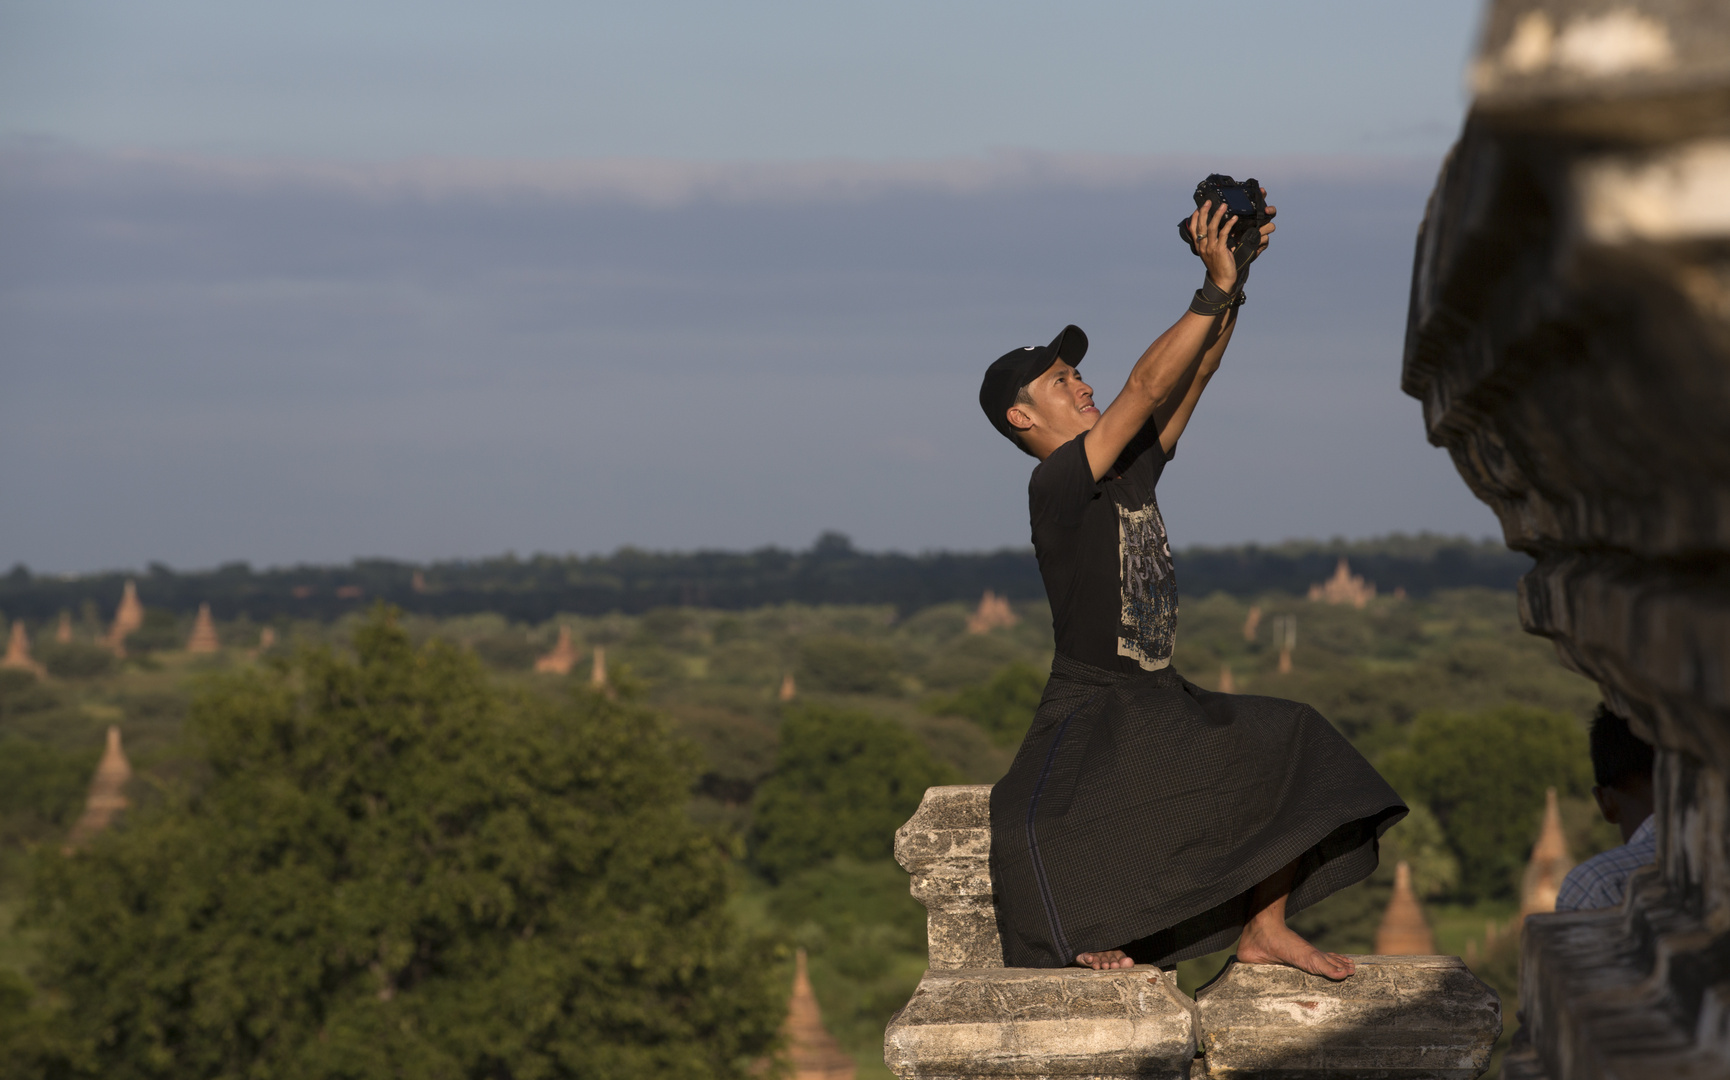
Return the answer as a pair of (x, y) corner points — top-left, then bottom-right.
(1116, 500), (1177, 670)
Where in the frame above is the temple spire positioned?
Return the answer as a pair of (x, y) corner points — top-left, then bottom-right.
(1520, 787), (1575, 918)
(65, 726), (132, 850)
(107, 580), (145, 656)
(1374, 861), (1437, 955)
(784, 948), (856, 1080)
(966, 590), (1019, 634)
(186, 603), (220, 654)
(534, 625), (579, 675)
(2, 620), (46, 679)
(590, 646), (608, 689)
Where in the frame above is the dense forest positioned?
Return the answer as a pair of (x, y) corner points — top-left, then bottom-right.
(1, 571), (1602, 1077)
(1, 532), (1530, 623)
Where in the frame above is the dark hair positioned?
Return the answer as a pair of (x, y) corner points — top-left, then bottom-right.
(1590, 704), (1654, 789)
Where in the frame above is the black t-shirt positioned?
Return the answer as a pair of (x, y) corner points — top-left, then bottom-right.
(1028, 422), (1178, 673)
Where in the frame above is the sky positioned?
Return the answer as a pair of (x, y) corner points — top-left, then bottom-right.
(0, 1), (1500, 572)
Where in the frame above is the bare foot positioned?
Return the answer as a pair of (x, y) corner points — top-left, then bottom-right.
(1237, 921), (1355, 979)
(1074, 949), (1134, 970)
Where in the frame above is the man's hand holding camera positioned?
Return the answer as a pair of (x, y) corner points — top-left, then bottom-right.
(1182, 175), (1276, 318)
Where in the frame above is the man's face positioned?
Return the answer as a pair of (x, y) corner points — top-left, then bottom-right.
(1007, 361), (1098, 445)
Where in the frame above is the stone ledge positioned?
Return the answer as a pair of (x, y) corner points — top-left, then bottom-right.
(884, 966), (1197, 1079)
(1195, 955), (1501, 1079)
(895, 784), (1002, 969)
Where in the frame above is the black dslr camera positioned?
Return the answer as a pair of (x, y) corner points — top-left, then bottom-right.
(1177, 174), (1268, 255)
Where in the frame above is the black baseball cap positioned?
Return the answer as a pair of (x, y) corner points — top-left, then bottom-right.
(979, 324), (1088, 445)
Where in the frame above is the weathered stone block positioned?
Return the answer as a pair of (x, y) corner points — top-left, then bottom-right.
(895, 784), (1002, 969)
(1195, 956), (1501, 1079)
(883, 966), (1197, 1079)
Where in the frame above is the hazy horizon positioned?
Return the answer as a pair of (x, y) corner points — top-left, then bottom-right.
(0, 2), (1502, 574)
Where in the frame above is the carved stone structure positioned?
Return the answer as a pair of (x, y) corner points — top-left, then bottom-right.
(1307, 557), (1377, 608)
(1519, 788), (1574, 920)
(1197, 956), (1500, 1079)
(186, 603), (220, 654)
(885, 786), (1501, 1078)
(534, 625), (579, 675)
(106, 579), (144, 656)
(966, 590), (1020, 635)
(2, 620), (46, 679)
(65, 726), (131, 850)
(1375, 861), (1438, 956)
(785, 948), (856, 1080)
(1403, 3), (1730, 1073)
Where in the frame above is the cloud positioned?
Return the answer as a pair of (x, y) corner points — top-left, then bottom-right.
(0, 143), (1491, 572)
(3, 139), (1442, 208)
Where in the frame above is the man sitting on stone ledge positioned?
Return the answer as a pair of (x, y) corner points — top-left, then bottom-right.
(977, 192), (1405, 980)
(1555, 705), (1655, 912)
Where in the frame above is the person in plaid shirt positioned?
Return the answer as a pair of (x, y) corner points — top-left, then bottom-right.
(1556, 706), (1656, 912)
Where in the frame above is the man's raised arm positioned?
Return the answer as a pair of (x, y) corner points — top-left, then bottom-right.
(1083, 198), (1272, 480)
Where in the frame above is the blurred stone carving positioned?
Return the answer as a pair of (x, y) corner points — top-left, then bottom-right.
(780, 671), (797, 702)
(1403, 2), (1730, 1072)
(965, 590), (1018, 634)
(106, 579), (144, 656)
(65, 726), (131, 850)
(1374, 861), (1437, 956)
(1307, 557), (1376, 608)
(784, 948), (855, 1080)
(186, 603), (220, 654)
(2, 620), (46, 679)
(534, 625), (578, 674)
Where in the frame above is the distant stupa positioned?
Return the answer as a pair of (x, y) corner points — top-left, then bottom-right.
(1308, 558), (1376, 609)
(590, 646), (609, 688)
(966, 590), (1019, 634)
(107, 580), (145, 656)
(1521, 787), (1575, 919)
(783, 948), (856, 1080)
(780, 672), (798, 702)
(2, 620), (46, 678)
(55, 612), (73, 644)
(1272, 614), (1297, 674)
(186, 603), (220, 654)
(64, 726), (131, 851)
(1375, 861), (1437, 955)
(1242, 605), (1262, 642)
(534, 625), (579, 675)
(1218, 664), (1235, 694)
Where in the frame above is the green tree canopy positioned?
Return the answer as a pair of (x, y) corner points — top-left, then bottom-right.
(20, 607), (780, 1079)
(928, 661), (1044, 746)
(748, 705), (956, 882)
(1379, 705), (1592, 901)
